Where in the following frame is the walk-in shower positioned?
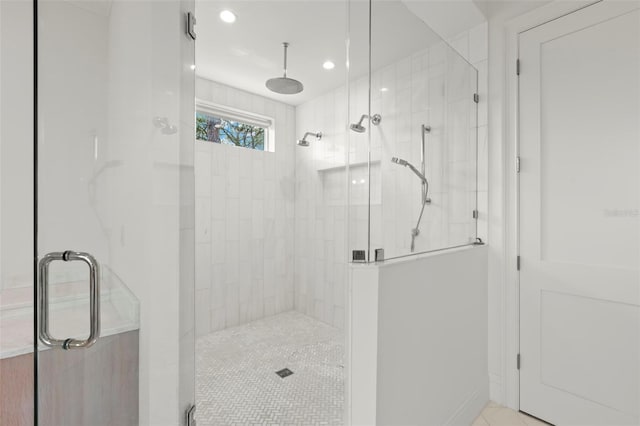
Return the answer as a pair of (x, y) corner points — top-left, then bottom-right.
(350, 113), (382, 133)
(297, 131), (322, 146)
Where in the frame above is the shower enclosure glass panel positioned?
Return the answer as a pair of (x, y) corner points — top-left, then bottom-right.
(19, 1), (195, 424)
(350, 0), (479, 261)
(347, 0), (374, 263)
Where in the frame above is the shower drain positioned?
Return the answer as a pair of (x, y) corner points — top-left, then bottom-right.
(275, 368), (294, 378)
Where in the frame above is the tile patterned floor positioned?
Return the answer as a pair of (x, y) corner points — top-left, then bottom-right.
(475, 401), (551, 426)
(196, 311), (345, 426)
(196, 311), (548, 426)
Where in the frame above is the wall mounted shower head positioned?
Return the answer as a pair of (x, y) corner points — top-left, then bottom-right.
(297, 131), (322, 147)
(350, 114), (382, 133)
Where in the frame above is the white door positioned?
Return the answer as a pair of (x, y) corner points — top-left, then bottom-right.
(519, 2), (640, 425)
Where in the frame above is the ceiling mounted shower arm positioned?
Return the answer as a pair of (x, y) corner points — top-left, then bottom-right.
(282, 42), (289, 78)
(266, 42), (304, 94)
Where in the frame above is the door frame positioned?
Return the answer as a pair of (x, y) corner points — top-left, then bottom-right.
(498, 0), (602, 410)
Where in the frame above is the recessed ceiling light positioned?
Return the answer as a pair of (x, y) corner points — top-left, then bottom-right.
(219, 10), (236, 23)
(323, 61), (335, 70)
(380, 87), (389, 92)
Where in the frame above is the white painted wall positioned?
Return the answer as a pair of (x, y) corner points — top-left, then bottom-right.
(348, 246), (489, 425)
(194, 77), (296, 336)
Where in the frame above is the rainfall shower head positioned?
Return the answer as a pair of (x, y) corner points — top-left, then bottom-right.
(350, 114), (382, 133)
(297, 131), (322, 147)
(266, 42), (304, 95)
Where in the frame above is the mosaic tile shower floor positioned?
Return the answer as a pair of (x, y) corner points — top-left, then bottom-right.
(196, 311), (345, 426)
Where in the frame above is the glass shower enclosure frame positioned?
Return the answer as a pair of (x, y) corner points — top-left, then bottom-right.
(0, 1), (196, 424)
(347, 0), (480, 263)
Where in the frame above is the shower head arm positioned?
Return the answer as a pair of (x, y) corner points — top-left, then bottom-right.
(302, 131), (322, 140)
(282, 42), (289, 77)
(354, 114), (381, 126)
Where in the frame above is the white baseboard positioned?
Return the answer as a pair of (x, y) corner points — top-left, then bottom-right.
(445, 388), (489, 426)
(489, 373), (503, 405)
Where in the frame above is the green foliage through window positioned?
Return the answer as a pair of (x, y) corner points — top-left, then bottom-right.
(196, 112), (265, 151)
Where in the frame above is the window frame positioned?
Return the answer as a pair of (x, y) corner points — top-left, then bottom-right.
(195, 99), (275, 152)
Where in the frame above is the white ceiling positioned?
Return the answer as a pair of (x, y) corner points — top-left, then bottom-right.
(195, 1), (445, 105)
(472, 0), (553, 20)
(403, 0), (486, 39)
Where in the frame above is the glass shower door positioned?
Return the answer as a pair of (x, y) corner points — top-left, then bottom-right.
(35, 1), (141, 424)
(34, 1), (195, 424)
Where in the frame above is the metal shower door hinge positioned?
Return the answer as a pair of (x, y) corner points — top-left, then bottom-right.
(517, 255), (521, 271)
(352, 250), (366, 263)
(472, 209), (479, 219)
(187, 12), (196, 40)
(517, 353), (521, 370)
(473, 93), (479, 103)
(186, 404), (196, 426)
(516, 156), (521, 173)
(516, 59), (521, 76)
(375, 248), (385, 262)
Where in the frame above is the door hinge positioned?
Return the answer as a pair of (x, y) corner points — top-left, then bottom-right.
(473, 93), (479, 103)
(516, 156), (521, 173)
(517, 353), (521, 370)
(516, 59), (521, 76)
(472, 209), (479, 219)
(187, 12), (197, 40)
(517, 255), (521, 271)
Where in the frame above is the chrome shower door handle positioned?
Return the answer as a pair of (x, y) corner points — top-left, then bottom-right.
(38, 251), (101, 349)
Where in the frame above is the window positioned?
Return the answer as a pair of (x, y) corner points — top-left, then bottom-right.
(196, 100), (275, 152)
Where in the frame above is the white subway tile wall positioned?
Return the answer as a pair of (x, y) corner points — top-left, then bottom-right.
(295, 84), (349, 328)
(195, 23), (488, 332)
(296, 22), (489, 263)
(195, 78), (296, 336)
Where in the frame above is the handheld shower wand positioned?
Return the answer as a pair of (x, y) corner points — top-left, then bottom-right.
(391, 124), (432, 252)
(391, 157), (431, 204)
